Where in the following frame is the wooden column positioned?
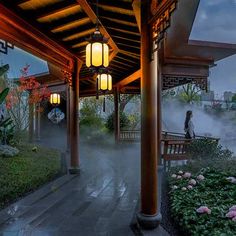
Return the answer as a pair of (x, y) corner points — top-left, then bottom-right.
(69, 59), (81, 174)
(66, 84), (71, 153)
(137, 0), (161, 229)
(114, 87), (120, 142)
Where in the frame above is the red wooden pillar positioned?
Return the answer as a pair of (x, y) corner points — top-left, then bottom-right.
(69, 59), (81, 174)
(137, 0), (161, 229)
(66, 84), (71, 153)
(114, 87), (120, 142)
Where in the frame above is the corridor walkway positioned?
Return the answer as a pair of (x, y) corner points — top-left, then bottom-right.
(0, 141), (140, 235)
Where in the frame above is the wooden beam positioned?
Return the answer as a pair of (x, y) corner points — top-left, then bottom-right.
(76, 0), (119, 61)
(116, 55), (139, 64)
(119, 50), (140, 59)
(37, 5), (82, 23)
(132, 0), (141, 32)
(100, 16), (137, 27)
(112, 35), (140, 44)
(51, 17), (91, 33)
(62, 28), (94, 41)
(0, 3), (81, 72)
(107, 27), (140, 36)
(112, 59), (133, 67)
(115, 69), (141, 87)
(96, 3), (134, 16)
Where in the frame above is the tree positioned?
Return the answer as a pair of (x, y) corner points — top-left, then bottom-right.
(232, 94), (236, 103)
(176, 83), (201, 104)
(5, 65), (50, 131)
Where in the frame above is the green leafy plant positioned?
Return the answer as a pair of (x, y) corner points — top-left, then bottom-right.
(169, 168), (236, 236)
(0, 88), (10, 105)
(105, 111), (129, 132)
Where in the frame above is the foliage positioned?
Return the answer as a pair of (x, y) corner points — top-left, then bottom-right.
(79, 97), (104, 130)
(169, 168), (236, 236)
(0, 117), (15, 145)
(176, 83), (201, 104)
(127, 112), (140, 130)
(0, 88), (10, 105)
(0, 143), (60, 209)
(188, 138), (233, 164)
(5, 65), (50, 131)
(0, 145), (19, 157)
(105, 111), (129, 132)
(232, 94), (236, 103)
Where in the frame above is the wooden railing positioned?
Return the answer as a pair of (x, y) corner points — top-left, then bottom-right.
(119, 130), (220, 143)
(119, 130), (141, 142)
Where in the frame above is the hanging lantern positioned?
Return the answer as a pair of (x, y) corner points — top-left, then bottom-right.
(97, 72), (112, 91)
(50, 93), (60, 106)
(86, 28), (109, 70)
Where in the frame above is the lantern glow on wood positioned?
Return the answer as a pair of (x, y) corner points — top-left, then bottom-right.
(50, 93), (60, 106)
(97, 73), (112, 91)
(86, 29), (109, 70)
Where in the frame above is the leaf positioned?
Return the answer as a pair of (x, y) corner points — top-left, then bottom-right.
(0, 88), (10, 105)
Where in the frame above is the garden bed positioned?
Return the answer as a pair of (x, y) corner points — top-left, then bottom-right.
(168, 167), (236, 236)
(0, 143), (61, 209)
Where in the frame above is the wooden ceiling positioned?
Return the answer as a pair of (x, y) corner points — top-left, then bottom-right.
(0, 0), (140, 94)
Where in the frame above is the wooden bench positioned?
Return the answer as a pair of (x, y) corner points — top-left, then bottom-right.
(162, 138), (191, 171)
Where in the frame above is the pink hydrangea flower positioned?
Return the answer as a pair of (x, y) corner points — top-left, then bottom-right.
(229, 206), (236, 211)
(197, 175), (205, 181)
(177, 175), (182, 180)
(181, 187), (187, 191)
(171, 174), (177, 178)
(189, 179), (197, 186)
(183, 172), (191, 178)
(226, 211), (236, 218)
(178, 170), (183, 175)
(196, 206), (211, 214)
(187, 185), (193, 190)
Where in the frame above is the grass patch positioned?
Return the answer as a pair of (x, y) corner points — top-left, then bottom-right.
(0, 143), (61, 209)
(169, 167), (236, 236)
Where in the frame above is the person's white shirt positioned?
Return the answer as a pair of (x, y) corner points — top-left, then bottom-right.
(188, 119), (194, 138)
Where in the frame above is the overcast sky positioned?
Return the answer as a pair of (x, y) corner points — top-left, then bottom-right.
(190, 0), (236, 97)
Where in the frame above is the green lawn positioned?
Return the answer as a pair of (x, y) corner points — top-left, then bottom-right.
(0, 143), (61, 209)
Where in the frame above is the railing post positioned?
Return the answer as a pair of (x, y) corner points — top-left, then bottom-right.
(114, 87), (120, 143)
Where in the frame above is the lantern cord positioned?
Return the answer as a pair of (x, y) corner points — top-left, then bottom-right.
(103, 96), (105, 112)
(96, 0), (99, 30)
(96, 77), (99, 100)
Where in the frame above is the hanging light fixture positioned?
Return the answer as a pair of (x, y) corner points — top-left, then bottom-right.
(50, 93), (60, 106)
(85, 0), (109, 71)
(97, 72), (112, 91)
(96, 69), (112, 112)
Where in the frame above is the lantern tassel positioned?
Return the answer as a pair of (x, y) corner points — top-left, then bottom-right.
(103, 96), (106, 112)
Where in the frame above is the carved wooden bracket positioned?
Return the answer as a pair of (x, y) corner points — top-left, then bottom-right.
(162, 76), (208, 91)
(62, 70), (72, 87)
(151, 0), (177, 48)
(0, 40), (14, 54)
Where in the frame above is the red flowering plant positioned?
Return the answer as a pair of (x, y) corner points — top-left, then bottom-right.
(6, 65), (51, 130)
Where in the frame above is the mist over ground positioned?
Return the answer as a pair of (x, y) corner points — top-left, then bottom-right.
(162, 99), (236, 154)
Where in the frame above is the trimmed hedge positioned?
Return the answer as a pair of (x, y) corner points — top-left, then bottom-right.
(0, 143), (60, 209)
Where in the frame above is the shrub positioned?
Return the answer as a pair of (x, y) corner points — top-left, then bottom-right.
(105, 111), (129, 132)
(169, 168), (236, 236)
(188, 138), (233, 162)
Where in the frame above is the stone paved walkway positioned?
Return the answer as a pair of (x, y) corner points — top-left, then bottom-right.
(0, 142), (141, 236)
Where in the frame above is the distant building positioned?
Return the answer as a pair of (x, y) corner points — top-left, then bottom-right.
(224, 91), (235, 102)
(201, 90), (214, 101)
